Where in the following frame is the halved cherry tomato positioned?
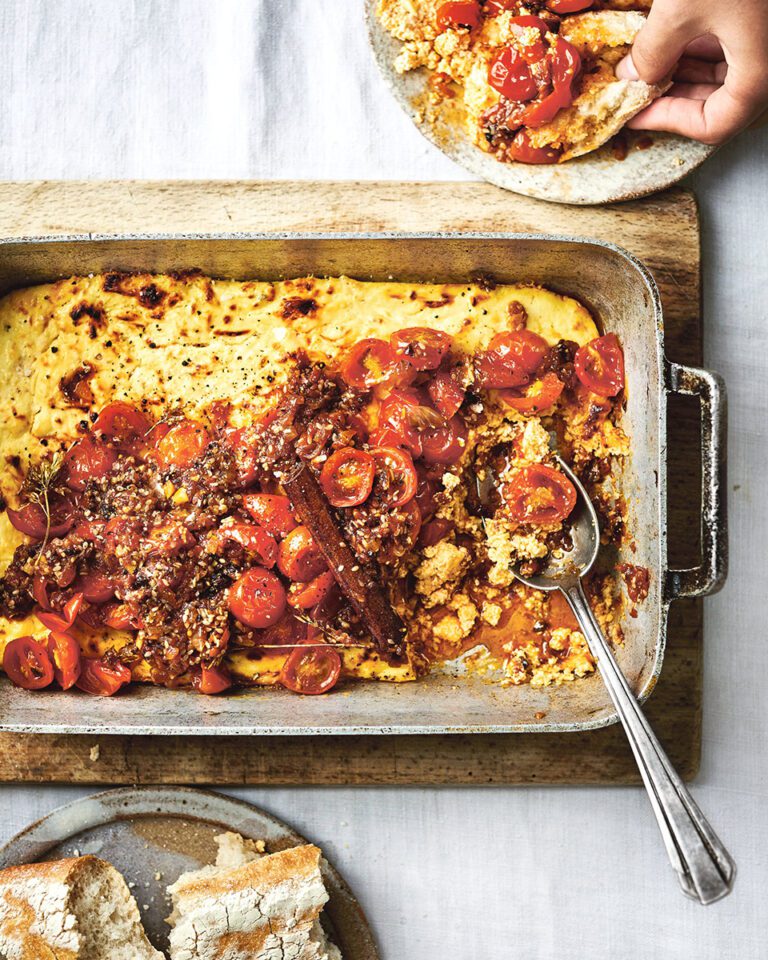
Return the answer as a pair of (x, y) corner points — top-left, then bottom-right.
(419, 517), (453, 547)
(320, 448), (375, 508)
(499, 372), (564, 413)
(36, 592), (84, 633)
(474, 330), (549, 388)
(257, 613), (308, 654)
(547, 0), (593, 12)
(520, 37), (581, 127)
(75, 657), (132, 696)
(77, 566), (119, 604)
(94, 402), (152, 445)
(64, 435), (117, 491)
(415, 473), (440, 521)
(101, 601), (142, 630)
(427, 369), (465, 418)
(3, 636), (54, 690)
(6, 495), (76, 541)
(277, 526), (327, 582)
(212, 520), (277, 567)
(504, 464), (577, 524)
(287, 570), (336, 610)
(436, 0), (481, 31)
(192, 663), (232, 695)
(390, 327), (452, 371)
(229, 567), (287, 629)
(242, 493), (297, 539)
(420, 416), (468, 465)
(221, 426), (259, 488)
(509, 15), (548, 64)
(341, 339), (410, 391)
(279, 641), (342, 695)
(507, 129), (562, 164)
(489, 46), (539, 102)
(370, 446), (418, 507)
(46, 631), (82, 690)
(574, 333), (625, 397)
(378, 388), (444, 457)
(155, 419), (210, 469)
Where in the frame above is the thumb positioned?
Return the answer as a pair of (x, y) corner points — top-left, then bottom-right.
(619, 11), (698, 85)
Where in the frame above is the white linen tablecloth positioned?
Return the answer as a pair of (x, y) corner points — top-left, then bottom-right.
(0, 2), (766, 957)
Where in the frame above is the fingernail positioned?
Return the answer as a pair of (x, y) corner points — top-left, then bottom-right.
(615, 54), (640, 81)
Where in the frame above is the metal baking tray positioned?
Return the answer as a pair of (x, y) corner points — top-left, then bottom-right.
(0, 233), (727, 735)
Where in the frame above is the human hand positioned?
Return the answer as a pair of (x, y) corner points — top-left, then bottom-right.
(615, 0), (768, 145)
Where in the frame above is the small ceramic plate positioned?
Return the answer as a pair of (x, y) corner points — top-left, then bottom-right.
(0, 786), (378, 959)
(365, 0), (714, 205)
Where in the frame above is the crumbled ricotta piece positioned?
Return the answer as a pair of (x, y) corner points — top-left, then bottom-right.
(414, 541), (470, 603)
(519, 419), (552, 463)
(485, 519), (548, 586)
(481, 601), (502, 627)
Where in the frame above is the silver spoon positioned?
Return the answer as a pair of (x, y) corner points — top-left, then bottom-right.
(478, 454), (735, 904)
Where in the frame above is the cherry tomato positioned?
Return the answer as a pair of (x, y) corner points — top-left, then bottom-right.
(36, 592), (84, 633)
(390, 327), (452, 371)
(369, 446), (418, 507)
(277, 526), (327, 582)
(101, 601), (142, 630)
(509, 15), (549, 64)
(287, 570), (336, 610)
(419, 517), (453, 548)
(547, 0), (593, 12)
(6, 495), (76, 541)
(474, 330), (549, 388)
(427, 370), (465, 418)
(499, 372), (564, 413)
(574, 333), (625, 397)
(341, 339), (410, 391)
(489, 46), (539, 102)
(415, 473), (440, 521)
(436, 0), (481, 31)
(507, 129), (562, 164)
(212, 520), (277, 567)
(420, 416), (468, 465)
(64, 435), (117, 491)
(279, 642), (342, 695)
(103, 516), (142, 556)
(378, 388), (444, 457)
(229, 567), (287, 629)
(258, 613), (308, 654)
(46, 631), (82, 690)
(77, 566), (119, 604)
(320, 448), (376, 508)
(155, 419), (210, 469)
(221, 426), (259, 488)
(94, 401), (152, 445)
(520, 37), (581, 127)
(504, 464), (577, 524)
(192, 663), (232, 695)
(242, 493), (297, 539)
(3, 636), (54, 690)
(75, 657), (132, 696)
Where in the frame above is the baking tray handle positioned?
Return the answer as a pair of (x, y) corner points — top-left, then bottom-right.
(665, 362), (728, 600)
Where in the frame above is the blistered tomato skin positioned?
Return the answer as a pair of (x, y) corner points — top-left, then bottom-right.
(277, 526), (328, 583)
(229, 567), (287, 630)
(242, 493), (298, 539)
(505, 464), (577, 525)
(320, 448), (376, 508)
(3, 636), (54, 690)
(574, 334), (625, 397)
(279, 642), (342, 695)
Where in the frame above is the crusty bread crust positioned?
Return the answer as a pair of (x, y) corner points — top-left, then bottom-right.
(0, 855), (162, 960)
(167, 843), (339, 960)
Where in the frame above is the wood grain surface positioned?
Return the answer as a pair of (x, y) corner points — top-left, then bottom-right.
(0, 180), (703, 785)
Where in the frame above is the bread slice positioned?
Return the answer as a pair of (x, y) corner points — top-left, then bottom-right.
(0, 854), (163, 959)
(167, 834), (341, 960)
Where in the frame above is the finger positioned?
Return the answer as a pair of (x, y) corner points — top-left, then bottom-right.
(627, 11), (700, 84)
(626, 80), (766, 144)
(674, 58), (728, 85)
(667, 83), (721, 101)
(683, 35), (723, 62)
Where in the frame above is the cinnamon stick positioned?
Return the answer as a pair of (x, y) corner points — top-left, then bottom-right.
(281, 462), (406, 660)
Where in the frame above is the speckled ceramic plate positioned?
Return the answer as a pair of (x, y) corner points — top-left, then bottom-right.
(365, 0), (714, 204)
(0, 786), (379, 959)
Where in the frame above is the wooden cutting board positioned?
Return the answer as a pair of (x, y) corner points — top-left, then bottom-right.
(0, 180), (705, 784)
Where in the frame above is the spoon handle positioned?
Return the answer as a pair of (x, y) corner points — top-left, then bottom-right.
(563, 581), (735, 905)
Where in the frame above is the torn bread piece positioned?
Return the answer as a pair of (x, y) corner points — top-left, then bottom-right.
(0, 855), (163, 960)
(166, 836), (341, 960)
